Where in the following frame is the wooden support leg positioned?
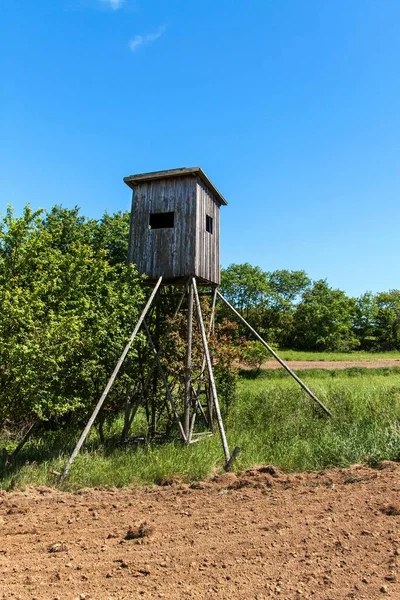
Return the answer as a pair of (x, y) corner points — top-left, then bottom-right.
(190, 383), (210, 427)
(199, 286), (218, 378)
(196, 286), (218, 428)
(192, 278), (231, 467)
(173, 285), (188, 319)
(121, 394), (142, 443)
(184, 281), (194, 440)
(59, 277), (163, 483)
(209, 286), (218, 335)
(6, 422), (39, 465)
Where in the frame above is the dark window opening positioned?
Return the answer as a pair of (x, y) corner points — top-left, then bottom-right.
(206, 214), (213, 234)
(149, 212), (175, 229)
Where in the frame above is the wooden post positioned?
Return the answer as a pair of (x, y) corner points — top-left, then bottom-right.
(59, 277), (163, 482)
(209, 286), (218, 335)
(188, 409), (196, 443)
(197, 286), (218, 427)
(5, 422), (39, 465)
(199, 286), (218, 378)
(121, 394), (142, 443)
(192, 278), (231, 466)
(190, 383), (209, 427)
(122, 393), (132, 442)
(143, 321), (187, 442)
(216, 291), (332, 417)
(184, 281), (194, 440)
(173, 285), (188, 319)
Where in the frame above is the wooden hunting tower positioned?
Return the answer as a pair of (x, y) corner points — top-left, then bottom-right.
(124, 167), (227, 285)
(60, 166), (331, 482)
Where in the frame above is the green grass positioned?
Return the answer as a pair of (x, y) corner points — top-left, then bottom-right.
(232, 369), (400, 471)
(1, 368), (399, 490)
(275, 349), (400, 362)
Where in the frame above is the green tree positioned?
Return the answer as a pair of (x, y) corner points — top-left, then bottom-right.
(220, 263), (270, 316)
(374, 290), (400, 350)
(268, 269), (311, 303)
(262, 270), (311, 346)
(92, 211), (131, 265)
(219, 263), (271, 334)
(352, 292), (378, 350)
(292, 280), (359, 351)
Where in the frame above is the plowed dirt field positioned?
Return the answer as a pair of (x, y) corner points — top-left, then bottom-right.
(1, 462), (399, 600)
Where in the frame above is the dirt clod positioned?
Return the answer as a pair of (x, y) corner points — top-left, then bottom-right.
(125, 522), (154, 540)
(48, 542), (67, 553)
(380, 585), (388, 593)
(380, 504), (400, 516)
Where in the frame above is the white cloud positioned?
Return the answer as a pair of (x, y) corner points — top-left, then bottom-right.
(129, 25), (166, 51)
(101, 0), (125, 10)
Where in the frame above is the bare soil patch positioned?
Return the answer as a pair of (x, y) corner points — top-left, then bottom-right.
(1, 462), (399, 599)
(261, 359), (400, 370)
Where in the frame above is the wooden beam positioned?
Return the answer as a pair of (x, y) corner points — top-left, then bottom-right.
(184, 282), (194, 440)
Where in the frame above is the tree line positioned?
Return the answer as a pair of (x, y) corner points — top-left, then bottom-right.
(219, 263), (400, 352)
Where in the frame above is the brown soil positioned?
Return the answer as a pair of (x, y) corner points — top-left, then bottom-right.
(261, 359), (400, 370)
(1, 462), (399, 599)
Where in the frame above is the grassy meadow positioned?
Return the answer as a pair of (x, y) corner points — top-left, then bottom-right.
(1, 367), (399, 490)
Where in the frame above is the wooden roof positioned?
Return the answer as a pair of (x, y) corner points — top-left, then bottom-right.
(123, 167), (228, 206)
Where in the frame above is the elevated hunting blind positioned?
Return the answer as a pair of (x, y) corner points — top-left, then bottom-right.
(124, 167), (227, 285)
(60, 167), (331, 482)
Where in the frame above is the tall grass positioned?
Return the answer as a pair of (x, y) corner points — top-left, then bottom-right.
(1, 369), (399, 490)
(231, 370), (400, 471)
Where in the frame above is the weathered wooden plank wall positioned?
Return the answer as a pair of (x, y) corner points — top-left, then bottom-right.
(128, 176), (197, 281)
(195, 178), (221, 285)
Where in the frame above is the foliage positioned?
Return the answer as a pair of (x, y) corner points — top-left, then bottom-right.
(0, 204), (242, 450)
(291, 280), (359, 351)
(220, 263), (270, 314)
(0, 205), (144, 430)
(268, 269), (311, 302)
(242, 341), (274, 371)
(261, 269), (311, 345)
(210, 317), (243, 416)
(353, 292), (379, 350)
(219, 263), (270, 333)
(374, 290), (400, 350)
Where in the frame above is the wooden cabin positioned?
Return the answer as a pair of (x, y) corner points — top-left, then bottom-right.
(124, 167), (227, 285)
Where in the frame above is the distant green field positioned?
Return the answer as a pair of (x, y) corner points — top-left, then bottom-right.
(275, 349), (400, 362)
(1, 367), (399, 490)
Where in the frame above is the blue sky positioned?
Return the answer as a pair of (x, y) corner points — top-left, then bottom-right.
(2, 0), (400, 297)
